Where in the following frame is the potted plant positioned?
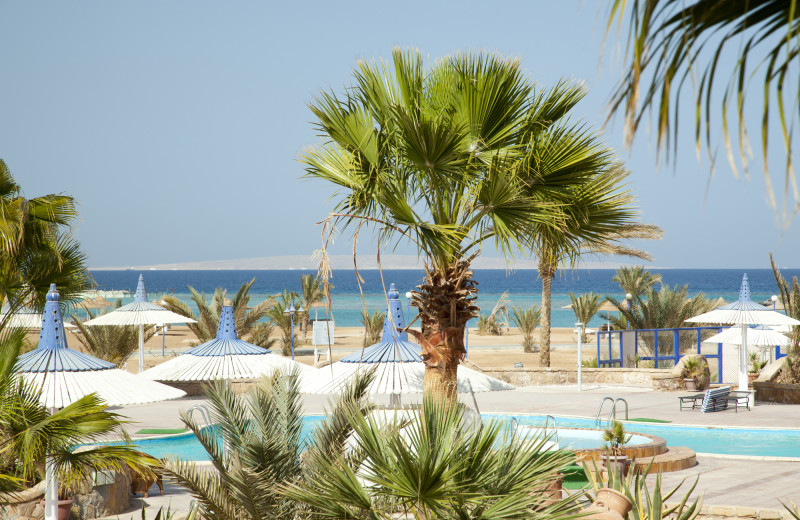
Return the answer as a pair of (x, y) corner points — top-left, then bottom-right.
(682, 357), (702, 391)
(748, 353), (767, 385)
(602, 421), (632, 476)
(57, 488), (74, 520)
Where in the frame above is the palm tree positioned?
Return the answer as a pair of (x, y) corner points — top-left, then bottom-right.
(284, 397), (577, 519)
(0, 159), (92, 308)
(162, 279), (273, 344)
(164, 368), (374, 520)
(770, 254), (800, 354)
(360, 309), (384, 346)
(569, 292), (601, 341)
(304, 49), (577, 401)
(299, 274), (324, 338)
(71, 305), (155, 366)
(265, 290), (301, 355)
(0, 326), (155, 494)
(612, 266), (662, 301)
(605, 1), (800, 221)
(509, 305), (541, 353)
(523, 137), (662, 367)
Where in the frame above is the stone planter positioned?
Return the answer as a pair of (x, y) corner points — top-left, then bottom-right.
(684, 378), (698, 391)
(753, 381), (800, 404)
(603, 455), (630, 477)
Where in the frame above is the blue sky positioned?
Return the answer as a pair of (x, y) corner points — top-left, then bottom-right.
(2, 1), (798, 269)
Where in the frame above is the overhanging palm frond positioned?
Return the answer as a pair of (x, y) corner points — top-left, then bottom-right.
(606, 0), (800, 222)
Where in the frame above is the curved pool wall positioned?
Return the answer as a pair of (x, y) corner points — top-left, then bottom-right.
(487, 414), (800, 459)
(124, 413), (800, 461)
(516, 426), (667, 461)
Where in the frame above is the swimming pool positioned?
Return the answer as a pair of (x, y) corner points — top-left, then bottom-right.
(488, 414), (800, 459)
(126, 413), (800, 460)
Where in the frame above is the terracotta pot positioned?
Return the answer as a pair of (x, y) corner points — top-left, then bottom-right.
(603, 454), (630, 477)
(595, 488), (633, 516)
(748, 373), (758, 385)
(684, 378), (698, 391)
(57, 498), (73, 520)
(534, 473), (564, 509)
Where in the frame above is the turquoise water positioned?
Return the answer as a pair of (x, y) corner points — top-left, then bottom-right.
(126, 413), (800, 460)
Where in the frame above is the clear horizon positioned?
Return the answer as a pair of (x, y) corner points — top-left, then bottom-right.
(3, 2), (799, 269)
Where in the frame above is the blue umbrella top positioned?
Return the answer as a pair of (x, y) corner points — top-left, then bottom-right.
(16, 284), (114, 373)
(339, 283), (422, 364)
(184, 304), (269, 357)
(717, 273), (772, 312)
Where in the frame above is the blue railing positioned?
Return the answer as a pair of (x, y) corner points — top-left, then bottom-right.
(596, 326), (725, 383)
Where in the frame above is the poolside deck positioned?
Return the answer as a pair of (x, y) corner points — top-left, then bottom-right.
(109, 386), (800, 517)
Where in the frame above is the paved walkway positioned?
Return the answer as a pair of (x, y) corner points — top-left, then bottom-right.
(106, 386), (800, 517)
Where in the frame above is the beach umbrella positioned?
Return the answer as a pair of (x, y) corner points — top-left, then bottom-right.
(703, 325), (790, 347)
(83, 275), (196, 373)
(302, 283), (513, 401)
(687, 273), (800, 391)
(142, 301), (316, 382)
(0, 305), (76, 329)
(15, 284), (186, 520)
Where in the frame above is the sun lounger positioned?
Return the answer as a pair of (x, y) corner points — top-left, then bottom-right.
(700, 387), (731, 413)
(678, 393), (706, 411)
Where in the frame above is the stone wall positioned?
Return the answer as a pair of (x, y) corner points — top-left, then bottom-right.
(471, 364), (678, 390)
(0, 468), (130, 520)
(753, 381), (800, 404)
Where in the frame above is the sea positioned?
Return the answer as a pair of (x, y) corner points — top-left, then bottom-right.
(88, 269), (800, 329)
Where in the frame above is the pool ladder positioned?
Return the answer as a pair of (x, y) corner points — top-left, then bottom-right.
(186, 405), (211, 426)
(511, 415), (559, 443)
(595, 397), (629, 427)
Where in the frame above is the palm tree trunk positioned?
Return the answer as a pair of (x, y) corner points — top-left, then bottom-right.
(408, 259), (479, 404)
(539, 261), (557, 368)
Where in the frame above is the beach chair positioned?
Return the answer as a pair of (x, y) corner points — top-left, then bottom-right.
(678, 393), (705, 411)
(700, 387), (730, 413)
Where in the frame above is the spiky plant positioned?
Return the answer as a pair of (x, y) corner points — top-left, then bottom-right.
(161, 279), (273, 344)
(509, 305), (541, 353)
(612, 266), (663, 301)
(476, 292), (509, 336)
(71, 306), (155, 367)
(247, 322), (279, 350)
(163, 368), (374, 520)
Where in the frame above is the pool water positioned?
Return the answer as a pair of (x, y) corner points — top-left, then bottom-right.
(488, 414), (800, 458)
(125, 413), (800, 460)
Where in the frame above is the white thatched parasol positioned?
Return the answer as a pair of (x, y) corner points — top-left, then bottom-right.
(687, 273), (800, 391)
(15, 284), (185, 520)
(703, 325), (790, 347)
(142, 302), (316, 382)
(83, 275), (196, 373)
(302, 283), (514, 398)
(1, 305), (76, 329)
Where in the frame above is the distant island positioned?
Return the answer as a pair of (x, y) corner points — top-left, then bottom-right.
(91, 254), (647, 271)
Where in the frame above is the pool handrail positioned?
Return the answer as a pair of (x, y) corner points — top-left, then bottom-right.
(595, 397), (615, 426)
(187, 405), (211, 427)
(543, 415), (559, 443)
(608, 398), (629, 424)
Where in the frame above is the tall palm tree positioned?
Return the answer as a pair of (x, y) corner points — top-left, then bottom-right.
(612, 266), (662, 301)
(304, 49), (573, 401)
(606, 0), (800, 222)
(522, 128), (662, 367)
(299, 274), (324, 337)
(265, 290), (301, 355)
(0, 159), (91, 308)
(162, 279), (273, 345)
(360, 309), (384, 346)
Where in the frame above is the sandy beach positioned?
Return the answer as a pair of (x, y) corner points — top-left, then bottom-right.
(29, 324), (596, 372)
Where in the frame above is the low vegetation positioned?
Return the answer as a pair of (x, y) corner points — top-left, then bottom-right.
(509, 305), (541, 353)
(360, 309), (384, 346)
(71, 304), (154, 366)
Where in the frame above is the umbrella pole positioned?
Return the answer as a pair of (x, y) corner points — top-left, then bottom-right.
(44, 407), (58, 520)
(138, 324), (145, 374)
(739, 324), (749, 392)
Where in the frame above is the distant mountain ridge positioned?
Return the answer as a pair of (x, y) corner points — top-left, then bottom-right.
(92, 254), (646, 271)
